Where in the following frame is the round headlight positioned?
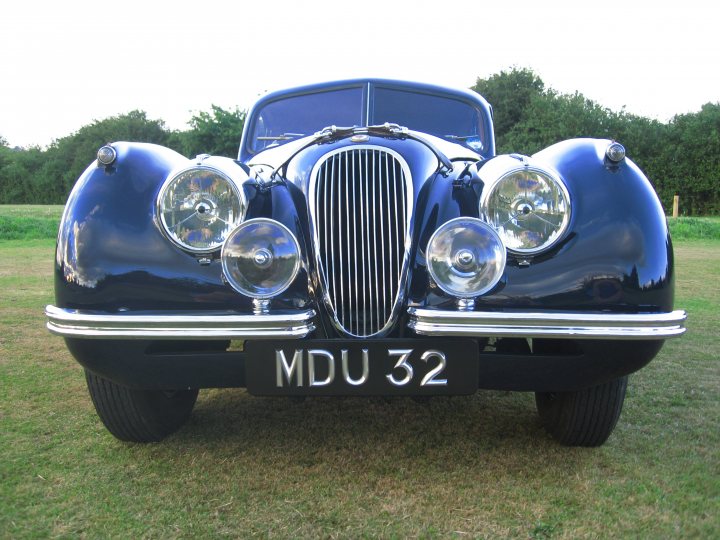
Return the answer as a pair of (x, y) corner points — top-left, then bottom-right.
(480, 163), (570, 254)
(221, 219), (301, 299)
(427, 217), (506, 298)
(158, 165), (245, 252)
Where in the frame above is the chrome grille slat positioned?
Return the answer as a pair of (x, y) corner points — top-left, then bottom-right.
(311, 146), (412, 337)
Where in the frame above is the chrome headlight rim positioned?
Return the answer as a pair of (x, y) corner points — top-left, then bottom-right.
(426, 216), (507, 298)
(156, 163), (246, 254)
(221, 218), (302, 299)
(479, 163), (571, 255)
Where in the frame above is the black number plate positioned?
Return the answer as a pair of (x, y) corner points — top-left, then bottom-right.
(244, 339), (479, 396)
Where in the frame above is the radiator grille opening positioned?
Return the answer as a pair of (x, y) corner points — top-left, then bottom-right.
(311, 147), (412, 337)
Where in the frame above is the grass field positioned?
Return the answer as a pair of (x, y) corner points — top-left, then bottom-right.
(1, 207), (718, 538)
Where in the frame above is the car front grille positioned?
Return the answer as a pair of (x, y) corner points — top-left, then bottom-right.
(311, 146), (412, 337)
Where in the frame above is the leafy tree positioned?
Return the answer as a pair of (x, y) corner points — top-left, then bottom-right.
(472, 68), (545, 140)
(1, 72), (717, 213)
(471, 68), (720, 214)
(0, 144), (45, 203)
(659, 103), (720, 214)
(499, 91), (613, 154)
(172, 105), (246, 158)
(35, 111), (171, 202)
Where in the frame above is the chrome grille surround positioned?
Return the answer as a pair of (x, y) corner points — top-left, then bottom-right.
(309, 146), (413, 337)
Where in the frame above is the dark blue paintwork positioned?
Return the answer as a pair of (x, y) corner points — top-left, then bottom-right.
(55, 142), (311, 313)
(53, 79), (676, 391)
(55, 135), (673, 321)
(407, 139), (674, 313)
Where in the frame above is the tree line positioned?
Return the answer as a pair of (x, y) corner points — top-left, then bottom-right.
(0, 105), (245, 206)
(472, 69), (719, 215)
(1, 69), (718, 214)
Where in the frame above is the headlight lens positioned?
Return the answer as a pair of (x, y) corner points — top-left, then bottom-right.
(427, 217), (506, 298)
(480, 163), (570, 254)
(222, 219), (301, 299)
(158, 166), (245, 252)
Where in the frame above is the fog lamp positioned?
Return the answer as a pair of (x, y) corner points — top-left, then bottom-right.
(221, 219), (301, 299)
(427, 217), (506, 298)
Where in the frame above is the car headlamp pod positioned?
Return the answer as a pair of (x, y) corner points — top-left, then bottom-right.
(221, 218), (301, 299)
(427, 217), (506, 298)
(479, 156), (571, 254)
(157, 160), (247, 253)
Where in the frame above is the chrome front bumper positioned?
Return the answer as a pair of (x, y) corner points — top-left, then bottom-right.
(45, 305), (316, 340)
(407, 308), (687, 340)
(46, 305), (686, 341)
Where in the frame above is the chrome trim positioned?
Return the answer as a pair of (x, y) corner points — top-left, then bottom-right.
(606, 142), (626, 163)
(457, 298), (475, 311)
(253, 299), (271, 315)
(96, 145), (117, 166)
(46, 305), (315, 340)
(407, 308), (687, 340)
(365, 82), (371, 125)
(309, 145), (414, 337)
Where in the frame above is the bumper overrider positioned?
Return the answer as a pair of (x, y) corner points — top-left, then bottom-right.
(46, 305), (686, 341)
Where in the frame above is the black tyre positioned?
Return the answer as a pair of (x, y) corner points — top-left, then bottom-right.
(535, 376), (628, 447)
(84, 370), (198, 442)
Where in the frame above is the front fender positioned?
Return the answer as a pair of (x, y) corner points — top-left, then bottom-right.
(413, 138), (675, 313)
(527, 138), (674, 312)
(54, 143), (309, 313)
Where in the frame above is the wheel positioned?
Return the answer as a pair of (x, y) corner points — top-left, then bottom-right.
(535, 376), (628, 447)
(84, 370), (198, 442)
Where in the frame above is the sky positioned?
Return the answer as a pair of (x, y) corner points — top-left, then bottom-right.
(1, 0), (718, 148)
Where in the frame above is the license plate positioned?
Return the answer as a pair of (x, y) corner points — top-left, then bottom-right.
(244, 339), (479, 396)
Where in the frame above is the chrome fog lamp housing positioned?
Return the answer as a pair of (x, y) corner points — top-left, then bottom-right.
(222, 218), (301, 299)
(427, 217), (506, 298)
(157, 158), (246, 253)
(479, 156), (571, 254)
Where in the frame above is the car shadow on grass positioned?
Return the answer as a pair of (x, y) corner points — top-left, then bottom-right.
(174, 389), (561, 462)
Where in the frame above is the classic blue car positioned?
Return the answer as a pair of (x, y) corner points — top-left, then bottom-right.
(46, 79), (686, 446)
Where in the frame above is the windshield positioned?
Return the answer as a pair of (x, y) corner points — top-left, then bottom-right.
(371, 88), (484, 151)
(249, 87), (364, 153)
(247, 84), (487, 155)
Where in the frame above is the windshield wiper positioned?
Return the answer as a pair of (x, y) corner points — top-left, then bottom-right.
(445, 134), (484, 152)
(256, 133), (305, 141)
(444, 134), (476, 141)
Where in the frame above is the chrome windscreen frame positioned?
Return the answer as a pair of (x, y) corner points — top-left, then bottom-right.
(308, 145), (414, 338)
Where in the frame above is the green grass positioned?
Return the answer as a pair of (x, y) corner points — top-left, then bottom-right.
(0, 205), (64, 240)
(668, 216), (720, 240)
(1, 210), (718, 538)
(1, 205), (718, 242)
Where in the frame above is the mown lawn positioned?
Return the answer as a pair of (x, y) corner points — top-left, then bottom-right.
(0, 208), (718, 538)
